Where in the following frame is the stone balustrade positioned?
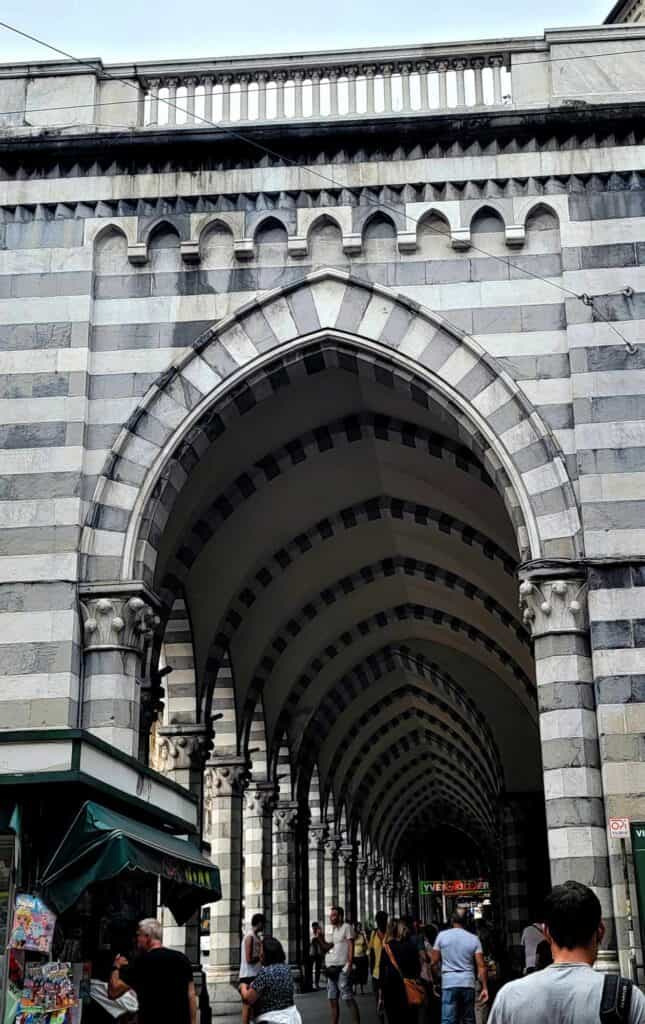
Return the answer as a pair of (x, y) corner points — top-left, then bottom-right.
(1, 26), (645, 135)
(140, 51), (511, 129)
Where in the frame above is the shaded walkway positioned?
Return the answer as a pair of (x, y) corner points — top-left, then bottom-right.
(296, 989), (379, 1024)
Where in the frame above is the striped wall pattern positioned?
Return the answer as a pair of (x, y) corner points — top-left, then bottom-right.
(160, 596), (198, 725)
(272, 801), (299, 962)
(502, 800), (530, 969)
(589, 564), (645, 962)
(82, 270), (583, 587)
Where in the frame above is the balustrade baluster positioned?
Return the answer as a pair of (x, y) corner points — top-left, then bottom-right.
(437, 61), (448, 109)
(400, 63), (412, 111)
(276, 72), (286, 119)
(186, 77), (197, 123)
(473, 59), (484, 105)
(365, 66), (376, 114)
(455, 60), (466, 106)
(257, 73), (268, 121)
(148, 79), (159, 125)
(417, 63), (429, 110)
(382, 64), (393, 113)
(311, 71), (321, 117)
(491, 57), (503, 103)
(239, 75), (250, 121)
(220, 74), (231, 122)
(329, 69), (340, 116)
(294, 72), (304, 117)
(167, 78), (178, 125)
(347, 67), (358, 114)
(203, 76), (214, 122)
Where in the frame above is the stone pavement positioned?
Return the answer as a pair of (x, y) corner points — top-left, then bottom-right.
(215, 988), (380, 1024)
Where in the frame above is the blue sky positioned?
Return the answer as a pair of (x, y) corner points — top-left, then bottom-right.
(1, 0), (612, 64)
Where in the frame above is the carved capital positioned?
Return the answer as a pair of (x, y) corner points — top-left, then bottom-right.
(245, 782), (277, 816)
(339, 842), (355, 866)
(519, 577), (588, 638)
(274, 801), (299, 834)
(80, 593), (160, 656)
(308, 823), (328, 851)
(156, 724), (212, 772)
(356, 857), (368, 877)
(324, 833), (341, 858)
(204, 757), (250, 800)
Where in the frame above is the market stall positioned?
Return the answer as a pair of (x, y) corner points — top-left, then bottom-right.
(2, 801), (220, 1024)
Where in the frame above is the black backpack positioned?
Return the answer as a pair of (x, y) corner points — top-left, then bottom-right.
(600, 975), (633, 1023)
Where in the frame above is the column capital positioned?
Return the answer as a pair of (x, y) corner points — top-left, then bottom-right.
(79, 585), (160, 656)
(339, 842), (355, 866)
(356, 857), (368, 877)
(519, 576), (588, 638)
(245, 781), (277, 815)
(309, 823), (328, 850)
(204, 756), (250, 798)
(324, 833), (341, 858)
(157, 723), (212, 772)
(274, 800), (299, 834)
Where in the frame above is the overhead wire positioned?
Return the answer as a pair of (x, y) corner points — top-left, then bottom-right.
(0, 16), (640, 354)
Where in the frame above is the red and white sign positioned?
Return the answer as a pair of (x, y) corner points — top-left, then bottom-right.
(608, 817), (630, 839)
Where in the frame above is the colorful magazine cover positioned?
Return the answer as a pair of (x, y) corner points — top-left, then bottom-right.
(9, 894), (57, 953)
(21, 961), (76, 1011)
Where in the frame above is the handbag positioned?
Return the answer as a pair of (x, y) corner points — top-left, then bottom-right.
(383, 942), (426, 1007)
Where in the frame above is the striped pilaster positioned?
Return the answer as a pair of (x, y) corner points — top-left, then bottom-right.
(589, 563), (645, 973)
(324, 834), (340, 914)
(273, 802), (299, 964)
(309, 826), (326, 926)
(519, 575), (616, 958)
(340, 844), (356, 922)
(502, 799), (530, 970)
(244, 783), (276, 922)
(366, 866), (376, 923)
(79, 591), (158, 757)
(356, 859), (368, 926)
(204, 757), (248, 1018)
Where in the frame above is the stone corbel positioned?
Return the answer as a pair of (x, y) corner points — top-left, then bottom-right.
(127, 243), (148, 265)
(397, 231), (417, 253)
(80, 588), (160, 656)
(287, 237), (308, 258)
(505, 224), (526, 247)
(342, 234), (362, 255)
(180, 240), (201, 263)
(450, 227), (471, 251)
(518, 577), (589, 638)
(234, 239), (255, 261)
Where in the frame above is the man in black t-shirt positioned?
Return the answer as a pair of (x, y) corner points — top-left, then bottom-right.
(108, 917), (197, 1024)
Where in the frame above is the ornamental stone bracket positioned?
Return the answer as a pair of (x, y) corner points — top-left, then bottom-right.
(79, 583), (161, 656)
(156, 723), (213, 773)
(339, 842), (355, 866)
(518, 577), (589, 638)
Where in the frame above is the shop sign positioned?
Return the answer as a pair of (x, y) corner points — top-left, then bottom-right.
(419, 879), (491, 897)
(160, 856), (217, 890)
(608, 816), (630, 839)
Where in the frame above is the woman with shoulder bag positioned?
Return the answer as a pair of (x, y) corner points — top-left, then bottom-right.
(381, 921), (425, 1023)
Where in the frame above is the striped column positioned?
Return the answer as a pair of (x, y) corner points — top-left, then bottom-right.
(274, 801), (299, 964)
(356, 859), (368, 925)
(324, 835), (340, 913)
(589, 564), (645, 973)
(156, 723), (211, 964)
(340, 844), (356, 922)
(309, 825), (326, 926)
(366, 865), (376, 923)
(204, 757), (248, 1019)
(502, 799), (530, 971)
(79, 590), (159, 757)
(519, 574), (617, 962)
(244, 783), (276, 922)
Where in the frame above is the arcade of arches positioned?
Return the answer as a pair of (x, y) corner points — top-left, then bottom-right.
(78, 273), (617, 1013)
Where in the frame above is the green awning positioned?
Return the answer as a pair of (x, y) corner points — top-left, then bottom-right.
(40, 800), (220, 924)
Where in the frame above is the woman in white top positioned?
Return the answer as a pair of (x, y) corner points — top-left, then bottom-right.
(239, 914), (265, 1024)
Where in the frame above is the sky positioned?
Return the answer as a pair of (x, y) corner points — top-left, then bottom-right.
(1, 0), (613, 65)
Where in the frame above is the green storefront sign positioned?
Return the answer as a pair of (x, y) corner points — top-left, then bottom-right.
(630, 822), (645, 947)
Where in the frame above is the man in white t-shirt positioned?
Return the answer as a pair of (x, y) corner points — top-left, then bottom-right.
(520, 921), (545, 973)
(489, 881), (645, 1024)
(319, 906), (361, 1024)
